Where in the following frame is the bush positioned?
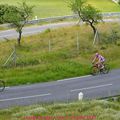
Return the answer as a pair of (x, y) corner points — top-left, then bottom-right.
(100, 30), (120, 45)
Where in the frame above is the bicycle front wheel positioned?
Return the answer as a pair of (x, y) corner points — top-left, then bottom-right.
(102, 64), (110, 74)
(0, 80), (5, 92)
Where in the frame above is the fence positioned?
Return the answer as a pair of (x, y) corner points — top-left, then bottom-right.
(27, 12), (120, 24)
(1, 12), (120, 28)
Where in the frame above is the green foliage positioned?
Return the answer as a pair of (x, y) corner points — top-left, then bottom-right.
(1, 2), (33, 24)
(70, 0), (102, 23)
(100, 30), (120, 45)
(1, 2), (34, 45)
(108, 96), (120, 104)
(19, 2), (33, 20)
(108, 30), (120, 44)
(81, 4), (102, 24)
(4, 2), (33, 31)
(0, 4), (19, 24)
(3, 6), (22, 26)
(69, 0), (102, 35)
(70, 0), (86, 13)
(44, 28), (51, 33)
(118, 0), (120, 5)
(0, 100), (120, 120)
(0, 23), (119, 86)
(0, 4), (8, 23)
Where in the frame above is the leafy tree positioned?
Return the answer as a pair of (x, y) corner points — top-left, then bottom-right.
(3, 2), (33, 46)
(69, 0), (102, 36)
(0, 4), (9, 23)
(118, 0), (120, 4)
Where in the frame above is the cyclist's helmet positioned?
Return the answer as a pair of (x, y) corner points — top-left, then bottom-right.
(95, 53), (99, 57)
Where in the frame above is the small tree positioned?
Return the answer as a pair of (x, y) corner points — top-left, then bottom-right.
(4, 2), (33, 46)
(70, 0), (102, 36)
(0, 4), (9, 24)
(118, 0), (120, 4)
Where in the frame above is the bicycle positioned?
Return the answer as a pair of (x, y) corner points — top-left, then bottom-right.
(0, 80), (5, 92)
(91, 63), (110, 76)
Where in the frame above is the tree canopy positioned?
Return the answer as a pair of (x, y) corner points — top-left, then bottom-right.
(0, 2), (33, 45)
(70, 0), (102, 35)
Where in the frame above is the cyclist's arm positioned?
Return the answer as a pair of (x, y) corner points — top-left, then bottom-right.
(92, 56), (96, 63)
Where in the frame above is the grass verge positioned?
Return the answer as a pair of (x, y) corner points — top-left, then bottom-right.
(0, 0), (119, 18)
(0, 22), (120, 86)
(0, 100), (120, 120)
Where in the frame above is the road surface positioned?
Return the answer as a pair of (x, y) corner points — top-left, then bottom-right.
(0, 22), (75, 40)
(0, 69), (120, 109)
(0, 19), (120, 40)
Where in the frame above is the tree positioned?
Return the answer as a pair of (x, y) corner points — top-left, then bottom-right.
(69, 0), (102, 36)
(118, 0), (120, 5)
(3, 2), (33, 46)
(0, 4), (9, 24)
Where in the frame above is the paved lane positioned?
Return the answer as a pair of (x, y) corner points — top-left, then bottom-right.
(0, 69), (120, 109)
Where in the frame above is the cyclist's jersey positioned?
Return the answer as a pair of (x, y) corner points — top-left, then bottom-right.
(97, 55), (105, 62)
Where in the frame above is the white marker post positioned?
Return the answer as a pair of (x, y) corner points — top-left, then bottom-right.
(35, 16), (38, 20)
(78, 92), (84, 100)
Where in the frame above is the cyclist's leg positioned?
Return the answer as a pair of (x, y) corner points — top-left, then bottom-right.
(96, 60), (104, 69)
(96, 60), (101, 69)
(100, 61), (105, 69)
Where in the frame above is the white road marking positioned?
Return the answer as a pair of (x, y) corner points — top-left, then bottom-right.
(57, 75), (92, 82)
(0, 93), (51, 102)
(71, 84), (112, 92)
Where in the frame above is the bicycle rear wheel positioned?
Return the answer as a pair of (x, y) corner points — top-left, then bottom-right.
(0, 80), (5, 92)
(91, 66), (99, 76)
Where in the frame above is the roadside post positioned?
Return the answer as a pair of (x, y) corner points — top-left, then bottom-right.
(78, 92), (84, 100)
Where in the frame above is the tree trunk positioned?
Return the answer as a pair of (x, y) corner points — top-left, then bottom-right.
(90, 22), (96, 36)
(18, 30), (22, 46)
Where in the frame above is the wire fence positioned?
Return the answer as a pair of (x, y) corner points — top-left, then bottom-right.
(0, 28), (94, 68)
(1, 12), (120, 28)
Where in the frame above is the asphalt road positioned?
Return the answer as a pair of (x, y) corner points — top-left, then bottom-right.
(0, 19), (120, 41)
(0, 22), (75, 40)
(0, 69), (120, 109)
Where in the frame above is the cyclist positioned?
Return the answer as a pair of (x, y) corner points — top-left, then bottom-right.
(92, 53), (105, 69)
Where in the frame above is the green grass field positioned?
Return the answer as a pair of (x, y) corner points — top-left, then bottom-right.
(0, 0), (120, 18)
(0, 22), (120, 86)
(0, 99), (120, 120)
